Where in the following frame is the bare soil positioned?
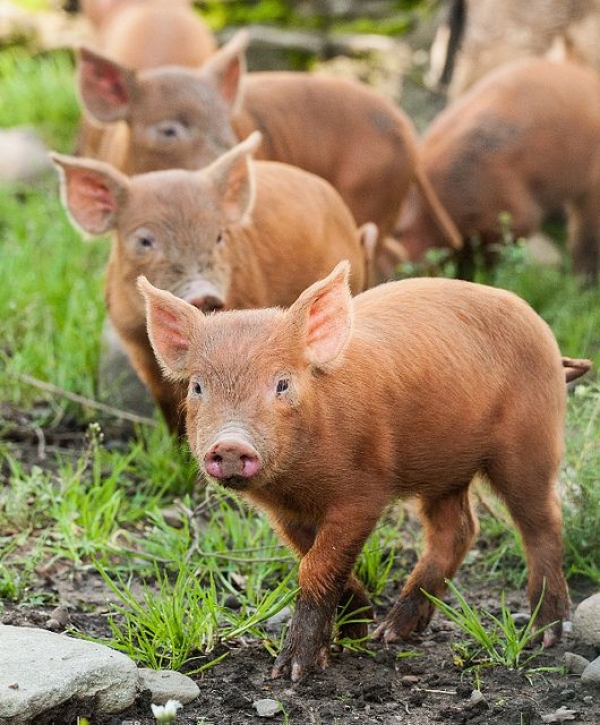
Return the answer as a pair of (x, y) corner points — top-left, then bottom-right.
(2, 408), (600, 725)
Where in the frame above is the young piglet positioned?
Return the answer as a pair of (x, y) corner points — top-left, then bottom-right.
(395, 57), (600, 284)
(52, 134), (372, 434)
(139, 261), (579, 681)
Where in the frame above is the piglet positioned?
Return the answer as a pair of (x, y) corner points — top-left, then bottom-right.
(139, 260), (581, 680)
(395, 57), (600, 284)
(52, 133), (373, 434)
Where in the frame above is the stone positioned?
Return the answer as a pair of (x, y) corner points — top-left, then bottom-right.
(138, 669), (199, 705)
(522, 233), (563, 267)
(582, 656), (600, 687)
(564, 652), (591, 676)
(97, 318), (155, 418)
(0, 624), (139, 724)
(263, 605), (292, 635)
(253, 698), (282, 717)
(573, 593), (600, 647)
(0, 128), (52, 185)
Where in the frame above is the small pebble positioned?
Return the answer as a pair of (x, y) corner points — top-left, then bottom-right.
(564, 652), (590, 676)
(253, 698), (282, 717)
(467, 689), (488, 709)
(400, 675), (419, 687)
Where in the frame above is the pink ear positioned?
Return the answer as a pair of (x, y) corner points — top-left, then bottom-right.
(290, 262), (353, 369)
(205, 132), (261, 224)
(78, 46), (136, 123)
(201, 30), (248, 111)
(51, 153), (126, 235)
(138, 276), (202, 378)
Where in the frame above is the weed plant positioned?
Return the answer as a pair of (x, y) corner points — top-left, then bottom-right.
(423, 580), (558, 675)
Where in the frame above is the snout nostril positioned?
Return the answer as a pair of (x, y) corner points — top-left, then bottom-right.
(204, 439), (261, 480)
(189, 296), (225, 313)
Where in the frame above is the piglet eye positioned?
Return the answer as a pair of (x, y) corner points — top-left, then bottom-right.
(216, 231), (223, 245)
(134, 228), (156, 250)
(190, 379), (203, 397)
(275, 378), (290, 395)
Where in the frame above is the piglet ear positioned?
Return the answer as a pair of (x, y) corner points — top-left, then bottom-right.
(138, 276), (203, 379)
(51, 153), (128, 235)
(288, 261), (353, 370)
(78, 46), (137, 123)
(200, 29), (248, 112)
(204, 131), (261, 224)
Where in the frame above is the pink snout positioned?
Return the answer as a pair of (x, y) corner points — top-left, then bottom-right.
(181, 281), (225, 313)
(188, 294), (225, 314)
(204, 437), (261, 481)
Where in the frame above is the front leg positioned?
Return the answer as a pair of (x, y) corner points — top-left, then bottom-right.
(271, 519), (373, 646)
(271, 509), (378, 682)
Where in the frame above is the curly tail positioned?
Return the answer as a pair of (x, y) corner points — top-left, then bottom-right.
(412, 162), (463, 251)
(562, 357), (592, 383)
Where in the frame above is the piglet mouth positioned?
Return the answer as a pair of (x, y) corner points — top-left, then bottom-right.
(217, 475), (252, 491)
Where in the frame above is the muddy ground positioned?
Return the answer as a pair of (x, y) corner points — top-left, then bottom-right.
(1, 408), (600, 725)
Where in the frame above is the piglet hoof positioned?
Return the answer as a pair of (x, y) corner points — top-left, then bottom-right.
(542, 629), (558, 649)
(271, 643), (329, 682)
(541, 618), (568, 648)
(372, 596), (435, 644)
(372, 620), (403, 644)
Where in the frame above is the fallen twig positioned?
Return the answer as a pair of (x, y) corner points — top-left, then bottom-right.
(11, 371), (157, 427)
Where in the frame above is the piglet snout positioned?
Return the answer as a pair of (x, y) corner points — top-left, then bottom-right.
(180, 280), (225, 314)
(188, 294), (225, 313)
(204, 437), (261, 480)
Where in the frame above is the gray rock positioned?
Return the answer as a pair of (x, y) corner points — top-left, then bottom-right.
(565, 651), (591, 676)
(582, 656), (600, 687)
(263, 605), (292, 635)
(573, 593), (600, 647)
(0, 128), (51, 184)
(522, 233), (563, 267)
(253, 698), (282, 717)
(0, 624), (139, 724)
(98, 318), (155, 418)
(138, 669), (199, 705)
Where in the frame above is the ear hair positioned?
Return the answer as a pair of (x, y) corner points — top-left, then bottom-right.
(50, 152), (129, 236)
(137, 276), (203, 380)
(288, 261), (354, 371)
(203, 131), (262, 225)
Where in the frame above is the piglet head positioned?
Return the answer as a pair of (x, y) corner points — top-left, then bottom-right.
(51, 131), (261, 324)
(77, 31), (249, 174)
(138, 261), (353, 493)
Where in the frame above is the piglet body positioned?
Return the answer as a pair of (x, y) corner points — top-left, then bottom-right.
(140, 262), (574, 680)
(395, 57), (600, 283)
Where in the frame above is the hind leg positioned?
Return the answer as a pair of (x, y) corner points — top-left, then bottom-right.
(374, 487), (478, 642)
(487, 454), (570, 645)
(567, 195), (600, 286)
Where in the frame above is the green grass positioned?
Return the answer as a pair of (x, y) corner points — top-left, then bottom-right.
(0, 48), (598, 673)
(423, 580), (561, 675)
(0, 49), (80, 152)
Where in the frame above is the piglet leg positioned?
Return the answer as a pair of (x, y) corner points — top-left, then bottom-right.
(272, 507), (379, 681)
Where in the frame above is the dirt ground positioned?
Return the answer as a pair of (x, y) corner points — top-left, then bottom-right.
(2, 409), (600, 725)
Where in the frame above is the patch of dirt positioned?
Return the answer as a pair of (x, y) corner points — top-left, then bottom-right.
(2, 408), (600, 725)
